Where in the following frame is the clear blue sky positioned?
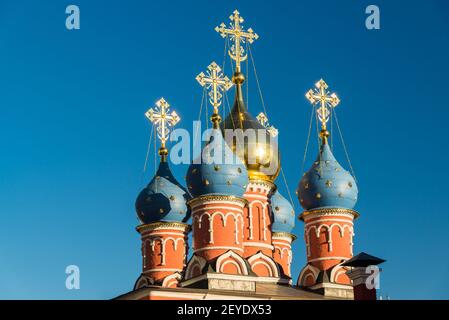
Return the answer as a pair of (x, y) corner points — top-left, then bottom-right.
(0, 0), (448, 299)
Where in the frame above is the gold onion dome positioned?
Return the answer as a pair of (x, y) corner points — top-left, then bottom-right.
(220, 72), (280, 182)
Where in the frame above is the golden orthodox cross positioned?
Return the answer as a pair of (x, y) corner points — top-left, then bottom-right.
(145, 98), (180, 153)
(257, 112), (279, 137)
(196, 61), (233, 115)
(215, 10), (259, 72)
(306, 79), (340, 130)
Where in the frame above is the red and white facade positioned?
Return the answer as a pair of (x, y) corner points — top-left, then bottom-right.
(297, 208), (358, 289)
(134, 222), (190, 289)
(272, 232), (295, 278)
(241, 181), (281, 278)
(190, 195), (247, 262)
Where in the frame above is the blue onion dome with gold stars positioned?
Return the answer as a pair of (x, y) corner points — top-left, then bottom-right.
(136, 160), (191, 224)
(271, 190), (295, 233)
(136, 96), (189, 224)
(297, 137), (358, 211)
(186, 129), (249, 198)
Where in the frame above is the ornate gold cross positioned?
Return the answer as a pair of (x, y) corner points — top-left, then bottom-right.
(257, 112), (279, 137)
(305, 79), (340, 130)
(215, 10), (259, 73)
(196, 61), (233, 115)
(145, 98), (180, 155)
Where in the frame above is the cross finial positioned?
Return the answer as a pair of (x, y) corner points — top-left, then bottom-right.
(305, 79), (340, 131)
(257, 112), (279, 137)
(215, 10), (259, 74)
(145, 98), (180, 161)
(196, 61), (233, 118)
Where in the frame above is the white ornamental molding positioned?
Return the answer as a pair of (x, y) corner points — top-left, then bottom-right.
(216, 251), (249, 276)
(247, 252), (280, 278)
(194, 211), (243, 244)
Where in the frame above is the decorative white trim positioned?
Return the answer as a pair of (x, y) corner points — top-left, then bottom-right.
(334, 270), (346, 283)
(146, 231), (185, 237)
(146, 236), (185, 266)
(138, 222), (190, 234)
(248, 208), (254, 240)
(246, 181), (274, 196)
(297, 264), (320, 287)
(248, 200), (268, 241)
(304, 218), (354, 227)
(216, 251), (249, 275)
(162, 273), (182, 288)
(263, 205), (268, 241)
(316, 224), (332, 252)
(247, 252), (279, 278)
(142, 241), (146, 269)
(190, 200), (246, 210)
(303, 210), (356, 221)
(305, 229), (311, 257)
(271, 233), (294, 243)
(245, 194), (269, 201)
(185, 255), (207, 280)
(272, 241), (291, 248)
(194, 211), (243, 245)
(308, 256), (350, 263)
(193, 246), (244, 253)
(192, 205), (244, 213)
(316, 224), (330, 237)
(305, 222), (354, 256)
(287, 250), (292, 275)
(243, 242), (274, 250)
(274, 246), (291, 259)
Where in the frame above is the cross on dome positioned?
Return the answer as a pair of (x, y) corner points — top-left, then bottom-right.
(305, 79), (340, 131)
(196, 61), (233, 115)
(257, 112), (279, 137)
(145, 98), (180, 160)
(215, 10), (259, 73)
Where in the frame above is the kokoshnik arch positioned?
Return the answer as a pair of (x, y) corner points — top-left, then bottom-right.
(116, 9), (385, 301)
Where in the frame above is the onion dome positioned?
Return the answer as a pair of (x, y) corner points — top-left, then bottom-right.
(271, 191), (295, 233)
(136, 161), (191, 224)
(136, 96), (188, 224)
(297, 138), (358, 211)
(186, 128), (249, 198)
(221, 73), (280, 182)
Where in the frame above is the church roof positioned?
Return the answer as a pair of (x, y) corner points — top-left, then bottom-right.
(341, 252), (386, 267)
(271, 191), (295, 233)
(186, 129), (249, 198)
(220, 78), (281, 183)
(135, 161), (191, 224)
(297, 141), (358, 211)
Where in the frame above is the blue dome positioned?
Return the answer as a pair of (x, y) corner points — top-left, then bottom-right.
(271, 191), (295, 233)
(136, 161), (191, 224)
(297, 142), (358, 210)
(186, 129), (249, 198)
